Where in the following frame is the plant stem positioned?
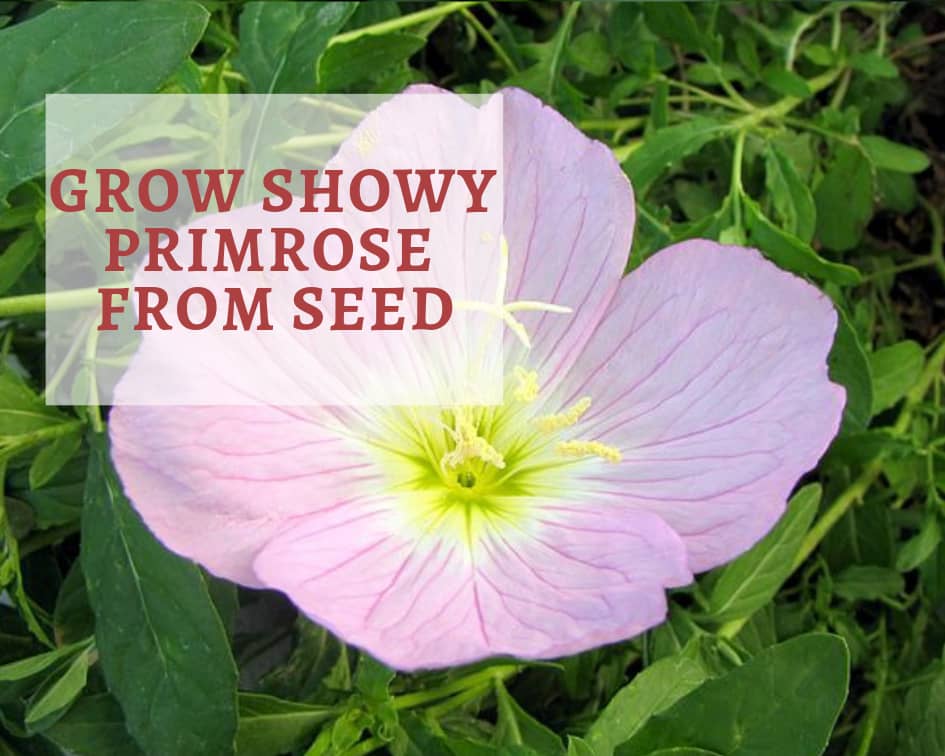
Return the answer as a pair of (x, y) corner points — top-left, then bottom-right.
(425, 680), (493, 719)
(460, 7), (518, 74)
(854, 622), (887, 756)
(918, 196), (945, 286)
(858, 256), (938, 283)
(578, 116), (647, 132)
(729, 130), (747, 229)
(714, 65), (753, 112)
(660, 77), (749, 112)
(391, 664), (519, 710)
(782, 115), (858, 144)
(829, 68), (852, 110)
(732, 67), (845, 131)
(331, 1), (479, 45)
(890, 29), (945, 59)
(0, 288), (101, 318)
(84, 324), (104, 432)
(44, 313), (96, 401)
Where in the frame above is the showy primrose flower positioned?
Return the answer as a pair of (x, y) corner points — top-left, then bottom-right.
(110, 88), (845, 670)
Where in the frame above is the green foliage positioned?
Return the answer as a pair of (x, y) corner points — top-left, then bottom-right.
(81, 435), (238, 754)
(236, 2), (357, 93)
(706, 485), (821, 624)
(317, 32), (426, 91)
(235, 694), (334, 756)
(584, 647), (710, 755)
(0, 2), (943, 755)
(0, 1), (208, 200)
(616, 635), (849, 756)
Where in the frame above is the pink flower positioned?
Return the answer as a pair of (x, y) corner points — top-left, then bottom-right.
(109, 89), (844, 670)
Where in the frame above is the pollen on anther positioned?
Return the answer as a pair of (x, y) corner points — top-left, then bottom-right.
(512, 367), (540, 402)
(556, 439), (622, 463)
(537, 397), (592, 432)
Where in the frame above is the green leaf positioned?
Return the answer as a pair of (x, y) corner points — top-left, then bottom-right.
(569, 31), (613, 77)
(443, 736), (498, 756)
(355, 655), (395, 703)
(876, 169), (917, 213)
(825, 430), (913, 467)
(624, 118), (730, 195)
(0, 1), (208, 200)
(833, 565), (904, 601)
(706, 485), (821, 624)
(81, 434), (238, 755)
(494, 680), (565, 756)
(235, 693), (334, 756)
(686, 62), (747, 87)
(0, 371), (69, 437)
(900, 664), (945, 756)
(860, 136), (930, 174)
(394, 712), (456, 756)
(1, 471), (53, 646)
(828, 307), (873, 434)
(814, 145), (874, 252)
(616, 635), (849, 756)
(44, 693), (144, 756)
(849, 51), (899, 79)
(804, 44), (838, 67)
(237, 1), (357, 93)
(317, 32), (425, 91)
(0, 642), (87, 690)
(648, 79), (669, 131)
(568, 736), (597, 756)
(631, 204), (674, 265)
(869, 340), (924, 415)
(507, 2), (580, 102)
(54, 561), (95, 647)
(585, 651), (710, 756)
(0, 228), (40, 295)
(24, 645), (91, 732)
(761, 65), (812, 98)
(742, 194), (861, 285)
(764, 144), (816, 242)
(204, 573), (239, 639)
(0, 203), (37, 231)
(29, 431), (82, 490)
(897, 514), (942, 572)
(259, 619), (347, 703)
(643, 3), (717, 57)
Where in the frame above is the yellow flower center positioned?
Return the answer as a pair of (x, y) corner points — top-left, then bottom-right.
(344, 236), (621, 545)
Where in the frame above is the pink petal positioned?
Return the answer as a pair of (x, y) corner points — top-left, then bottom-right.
(501, 88), (635, 376)
(107, 87), (637, 591)
(109, 404), (380, 586)
(253, 496), (690, 670)
(551, 240), (845, 572)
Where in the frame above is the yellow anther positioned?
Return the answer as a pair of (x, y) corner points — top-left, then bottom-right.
(556, 440), (622, 463)
(536, 397), (592, 433)
(441, 408), (506, 471)
(512, 367), (540, 402)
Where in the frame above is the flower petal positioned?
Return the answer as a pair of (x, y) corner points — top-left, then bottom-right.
(108, 404), (380, 586)
(252, 495), (690, 671)
(501, 88), (635, 377)
(554, 241), (845, 572)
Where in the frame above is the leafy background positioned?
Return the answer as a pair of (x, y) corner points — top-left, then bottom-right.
(1, 1), (944, 755)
